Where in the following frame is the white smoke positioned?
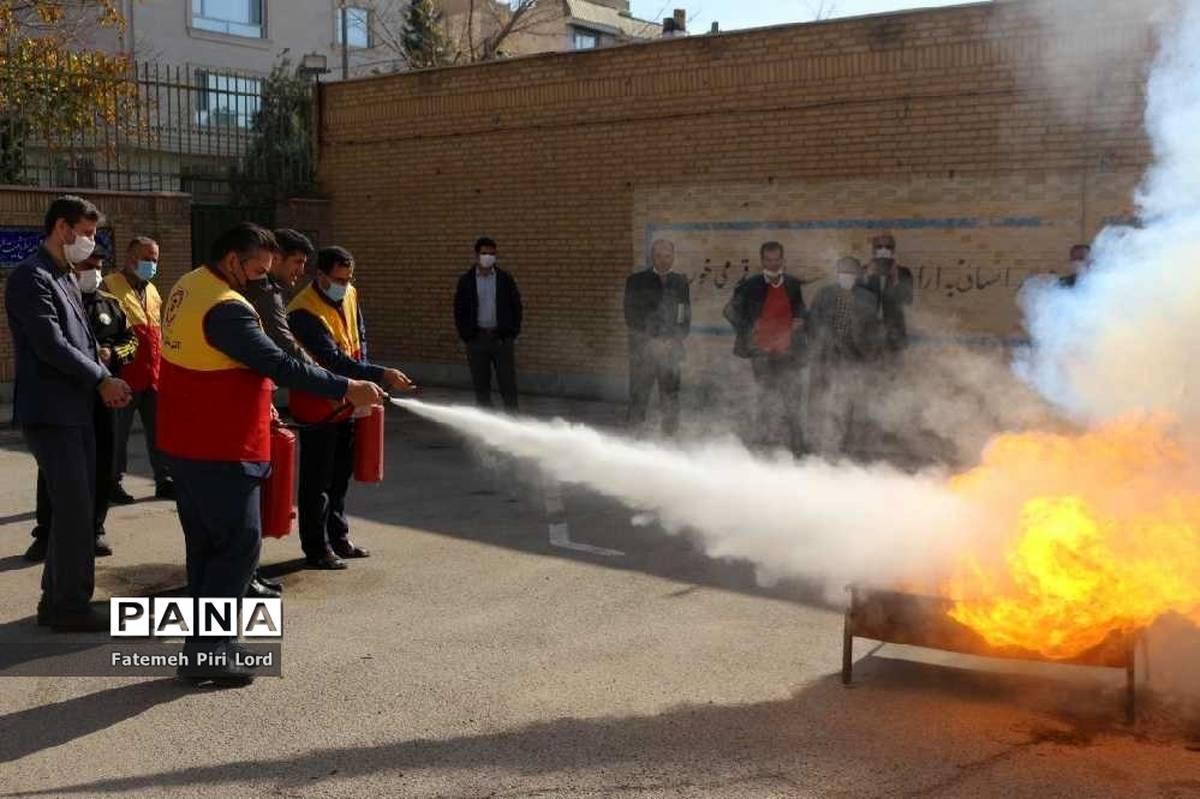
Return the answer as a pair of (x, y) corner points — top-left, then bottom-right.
(394, 398), (981, 589)
(1017, 1), (1200, 425)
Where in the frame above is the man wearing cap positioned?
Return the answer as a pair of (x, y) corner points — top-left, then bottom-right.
(106, 235), (171, 502)
(862, 233), (914, 353)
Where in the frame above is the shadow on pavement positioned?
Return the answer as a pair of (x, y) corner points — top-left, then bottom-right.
(0, 679), (188, 765)
(4, 657), (1140, 797)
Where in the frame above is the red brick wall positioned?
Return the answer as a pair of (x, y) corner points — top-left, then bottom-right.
(0, 187), (191, 389)
(317, 0), (1153, 393)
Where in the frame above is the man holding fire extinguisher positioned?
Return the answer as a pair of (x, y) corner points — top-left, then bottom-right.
(287, 246), (413, 571)
(158, 223), (386, 686)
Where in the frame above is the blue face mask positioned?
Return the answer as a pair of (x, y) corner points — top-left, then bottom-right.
(323, 280), (348, 303)
(135, 260), (157, 281)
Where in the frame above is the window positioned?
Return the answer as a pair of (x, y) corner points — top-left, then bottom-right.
(195, 71), (263, 128)
(335, 6), (372, 49)
(192, 0), (265, 39)
(571, 28), (600, 50)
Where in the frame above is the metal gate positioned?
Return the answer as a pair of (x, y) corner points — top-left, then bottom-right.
(190, 203), (275, 268)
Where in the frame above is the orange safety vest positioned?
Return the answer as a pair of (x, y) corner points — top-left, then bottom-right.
(103, 271), (162, 391)
(286, 282), (361, 424)
(157, 267), (273, 463)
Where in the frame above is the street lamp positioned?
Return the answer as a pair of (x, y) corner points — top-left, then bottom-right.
(299, 52), (331, 81)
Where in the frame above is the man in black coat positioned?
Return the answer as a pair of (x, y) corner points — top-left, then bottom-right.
(454, 236), (523, 411)
(724, 241), (808, 454)
(862, 233), (914, 353)
(623, 239), (690, 435)
(5, 195), (133, 631)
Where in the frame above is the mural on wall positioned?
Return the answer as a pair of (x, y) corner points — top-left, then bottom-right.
(633, 176), (1139, 342)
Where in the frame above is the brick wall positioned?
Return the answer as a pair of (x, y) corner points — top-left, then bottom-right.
(0, 187), (191, 391)
(318, 0), (1154, 397)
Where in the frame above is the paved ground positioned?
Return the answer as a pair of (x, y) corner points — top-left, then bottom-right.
(0, 388), (1197, 798)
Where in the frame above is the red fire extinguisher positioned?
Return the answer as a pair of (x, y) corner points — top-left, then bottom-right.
(261, 425), (297, 539)
(353, 403), (385, 483)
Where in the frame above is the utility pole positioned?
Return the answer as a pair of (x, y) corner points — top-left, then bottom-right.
(340, 1), (350, 80)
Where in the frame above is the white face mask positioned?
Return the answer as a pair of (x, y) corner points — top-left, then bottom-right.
(874, 248), (894, 260)
(77, 269), (102, 294)
(837, 273), (857, 290)
(763, 269), (783, 282)
(478, 254), (497, 269)
(64, 232), (96, 265)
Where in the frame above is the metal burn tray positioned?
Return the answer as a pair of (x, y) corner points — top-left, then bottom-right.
(842, 587), (1140, 722)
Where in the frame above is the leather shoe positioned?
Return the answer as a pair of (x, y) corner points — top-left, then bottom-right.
(177, 645), (256, 687)
(255, 573), (283, 591)
(24, 536), (47, 562)
(48, 606), (109, 633)
(110, 483), (136, 505)
(330, 539), (370, 559)
(154, 480), (175, 500)
(246, 576), (281, 599)
(94, 535), (113, 557)
(305, 551), (347, 570)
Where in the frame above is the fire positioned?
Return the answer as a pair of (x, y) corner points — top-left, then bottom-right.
(943, 417), (1200, 659)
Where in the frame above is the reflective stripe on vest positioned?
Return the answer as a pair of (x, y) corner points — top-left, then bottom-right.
(286, 282), (361, 424)
(103, 271), (163, 391)
(157, 267), (272, 462)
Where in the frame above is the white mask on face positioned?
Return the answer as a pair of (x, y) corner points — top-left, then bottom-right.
(77, 269), (102, 294)
(64, 233), (96, 265)
(763, 268), (783, 282)
(874, 248), (894, 260)
(479, 254), (497, 269)
(837, 273), (857, 290)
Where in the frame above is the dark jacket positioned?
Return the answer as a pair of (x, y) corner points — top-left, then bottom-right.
(723, 273), (807, 360)
(862, 264), (914, 351)
(85, 289), (139, 372)
(807, 284), (881, 364)
(623, 268), (691, 344)
(243, 273), (310, 363)
(5, 246), (109, 427)
(454, 266), (522, 342)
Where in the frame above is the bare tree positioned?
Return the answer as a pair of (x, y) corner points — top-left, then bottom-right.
(803, 0), (838, 21)
(365, 0), (565, 68)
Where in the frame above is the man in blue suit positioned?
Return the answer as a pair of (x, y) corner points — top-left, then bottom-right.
(5, 196), (133, 631)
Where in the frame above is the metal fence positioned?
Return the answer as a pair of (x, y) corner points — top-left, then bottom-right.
(0, 57), (315, 202)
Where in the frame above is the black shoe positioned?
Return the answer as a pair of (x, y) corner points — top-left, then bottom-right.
(110, 484), (136, 505)
(305, 551), (347, 570)
(245, 577), (281, 599)
(24, 536), (47, 563)
(255, 573), (283, 591)
(47, 606), (109, 633)
(330, 539), (370, 559)
(154, 480), (175, 500)
(94, 535), (113, 557)
(177, 647), (256, 687)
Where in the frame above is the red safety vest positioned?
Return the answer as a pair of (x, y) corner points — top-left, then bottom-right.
(157, 267), (273, 463)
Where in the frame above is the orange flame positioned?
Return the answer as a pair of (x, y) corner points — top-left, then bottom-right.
(943, 417), (1200, 659)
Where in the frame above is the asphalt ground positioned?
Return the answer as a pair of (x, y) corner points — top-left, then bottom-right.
(0, 388), (1198, 798)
